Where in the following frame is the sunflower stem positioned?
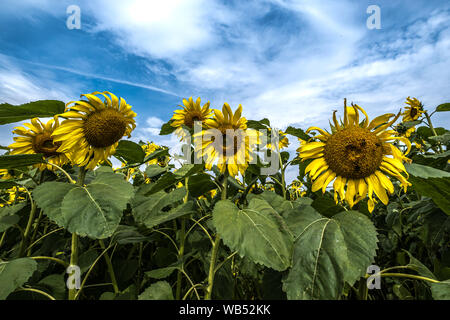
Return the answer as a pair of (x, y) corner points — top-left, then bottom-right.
(205, 172), (227, 300)
(68, 166), (86, 300)
(424, 111), (443, 153)
(279, 154), (287, 199)
(176, 177), (189, 300)
(99, 239), (120, 294)
(19, 189), (36, 257)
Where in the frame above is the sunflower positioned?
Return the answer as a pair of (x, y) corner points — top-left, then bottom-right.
(0, 169), (13, 180)
(8, 117), (69, 171)
(171, 97), (212, 138)
(298, 104), (411, 212)
(1, 186), (26, 207)
(394, 123), (416, 138)
(194, 103), (260, 177)
(289, 180), (306, 199)
(142, 142), (169, 166)
(402, 97), (425, 122)
(52, 91), (136, 170)
(266, 129), (289, 151)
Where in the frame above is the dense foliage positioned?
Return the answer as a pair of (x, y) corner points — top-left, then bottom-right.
(0, 96), (449, 300)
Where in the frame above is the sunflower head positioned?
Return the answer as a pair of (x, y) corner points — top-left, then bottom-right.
(9, 117), (69, 171)
(266, 129), (289, 151)
(402, 97), (425, 122)
(395, 123), (416, 138)
(289, 180), (306, 199)
(194, 103), (260, 176)
(298, 103), (411, 212)
(171, 97), (212, 138)
(52, 91), (136, 170)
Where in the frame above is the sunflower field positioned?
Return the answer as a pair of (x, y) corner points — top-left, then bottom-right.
(0, 92), (449, 301)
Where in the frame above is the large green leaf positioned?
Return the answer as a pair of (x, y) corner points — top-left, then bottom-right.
(114, 140), (145, 164)
(33, 171), (134, 239)
(0, 100), (65, 125)
(0, 258), (37, 299)
(405, 163), (450, 215)
(212, 199), (293, 271)
(283, 210), (378, 300)
(138, 281), (174, 300)
(0, 154), (44, 169)
(132, 187), (194, 229)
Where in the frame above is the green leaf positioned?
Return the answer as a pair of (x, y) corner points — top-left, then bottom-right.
(173, 164), (204, 178)
(145, 164), (168, 178)
(132, 187), (194, 229)
(145, 262), (182, 280)
(311, 196), (344, 217)
(138, 281), (174, 300)
(436, 103), (450, 112)
(212, 199), (293, 271)
(283, 210), (378, 300)
(430, 280), (450, 300)
(0, 154), (44, 169)
(0, 100), (65, 125)
(143, 148), (169, 163)
(114, 140), (145, 164)
(111, 225), (148, 245)
(187, 173), (217, 197)
(0, 203), (24, 232)
(405, 163), (450, 215)
(33, 171), (134, 239)
(0, 258), (37, 299)
(285, 126), (310, 141)
(246, 120), (268, 130)
(159, 120), (177, 135)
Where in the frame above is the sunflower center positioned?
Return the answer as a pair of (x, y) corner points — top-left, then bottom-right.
(410, 107), (418, 119)
(83, 109), (128, 148)
(32, 133), (61, 157)
(323, 127), (385, 179)
(184, 112), (203, 128)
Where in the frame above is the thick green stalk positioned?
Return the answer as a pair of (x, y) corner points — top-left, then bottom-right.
(205, 172), (227, 300)
(19, 190), (36, 257)
(68, 167), (86, 300)
(99, 239), (119, 294)
(425, 111), (443, 153)
(176, 177), (189, 300)
(68, 232), (79, 300)
(279, 155), (287, 199)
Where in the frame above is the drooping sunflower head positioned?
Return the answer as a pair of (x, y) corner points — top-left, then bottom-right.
(289, 180), (306, 199)
(52, 91), (136, 170)
(402, 97), (425, 122)
(266, 129), (289, 151)
(194, 103), (260, 177)
(171, 97), (212, 138)
(395, 123), (416, 138)
(9, 117), (69, 171)
(298, 103), (412, 212)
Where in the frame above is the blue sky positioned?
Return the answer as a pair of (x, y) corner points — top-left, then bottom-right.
(1, 0), (450, 179)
